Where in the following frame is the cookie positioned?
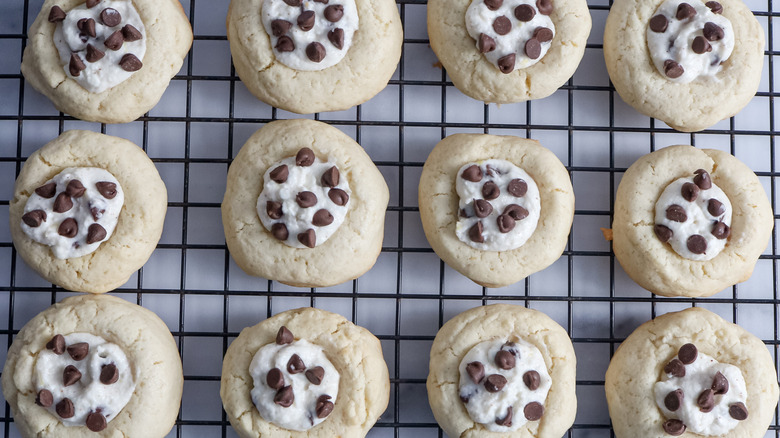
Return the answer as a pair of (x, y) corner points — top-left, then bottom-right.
(226, 0), (403, 114)
(9, 130), (168, 293)
(21, 0), (193, 124)
(220, 307), (390, 437)
(222, 119), (389, 287)
(612, 145), (773, 297)
(427, 0), (591, 104)
(427, 304), (576, 438)
(418, 133), (574, 288)
(1, 294), (183, 437)
(604, 0), (764, 132)
(605, 307), (779, 438)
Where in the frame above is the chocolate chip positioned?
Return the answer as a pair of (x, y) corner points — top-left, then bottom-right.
(303, 366), (324, 385)
(707, 198), (725, 217)
(711, 221), (730, 239)
(712, 371), (729, 395)
(459, 393), (470, 403)
(275, 35), (295, 52)
(692, 36), (712, 54)
(266, 201), (283, 220)
(69, 54), (86, 77)
(276, 326), (294, 345)
(56, 398), (75, 418)
(65, 180), (85, 198)
(703, 22), (724, 41)
(54, 192), (74, 213)
(681, 182), (699, 202)
(525, 38), (542, 60)
(687, 234), (707, 254)
(484, 0), (503, 10)
(497, 53), (516, 73)
(697, 388), (715, 412)
(86, 44), (105, 63)
(466, 361), (485, 384)
(678, 343), (697, 364)
(505, 179), (527, 198)
(663, 419), (686, 436)
(328, 28), (345, 49)
(469, 221), (484, 243)
(283, 0), (302, 5)
(274, 386), (294, 407)
(664, 358), (686, 377)
(523, 370), (541, 390)
(664, 389), (683, 411)
(296, 191), (317, 208)
(122, 24), (142, 42)
(119, 53), (143, 72)
(482, 181), (500, 200)
(321, 166), (340, 187)
(22, 210), (47, 228)
(523, 401), (544, 421)
(100, 363), (119, 384)
(473, 199), (493, 218)
(86, 0), (101, 7)
(495, 406), (512, 427)
(329, 188), (349, 206)
(461, 165), (483, 182)
(706, 1), (723, 14)
(537, 0), (553, 14)
(313, 209), (334, 227)
(497, 214), (516, 233)
(484, 374), (507, 392)
(268, 165), (289, 184)
(316, 394), (334, 418)
(325, 5), (344, 22)
(666, 204), (687, 222)
(504, 204), (528, 221)
(100, 8), (121, 27)
(67, 342), (89, 361)
(663, 60), (684, 79)
(478, 33), (496, 53)
(676, 3), (696, 19)
(654, 224), (673, 243)
(86, 223), (107, 244)
(493, 16), (511, 36)
(650, 14), (668, 33)
(298, 10), (315, 31)
(271, 19), (292, 37)
(298, 229), (316, 248)
(287, 354), (305, 374)
(47, 334), (66, 354)
(267, 367), (285, 389)
(58, 218), (78, 238)
(63, 365), (82, 386)
(694, 169), (712, 189)
(306, 42), (326, 63)
(514, 4), (535, 21)
(35, 183), (57, 198)
(729, 402), (748, 420)
(296, 148), (315, 166)
(460, 209), (470, 218)
(36, 389), (53, 407)
(495, 350), (515, 370)
(49, 6), (67, 22)
(81, 18), (97, 38)
(104, 30), (124, 50)
(86, 411), (107, 432)
(90, 206), (105, 221)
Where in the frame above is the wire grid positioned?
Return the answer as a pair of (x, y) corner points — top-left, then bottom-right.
(0, 0), (779, 436)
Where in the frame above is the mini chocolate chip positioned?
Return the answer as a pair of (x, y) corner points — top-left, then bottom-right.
(654, 224), (673, 243)
(495, 350), (515, 370)
(271, 19), (292, 37)
(267, 367), (285, 389)
(461, 165), (483, 182)
(36, 183), (57, 198)
(664, 389), (684, 411)
(706, 1), (723, 13)
(678, 343), (697, 364)
(119, 53), (143, 72)
(287, 354), (306, 374)
(325, 5), (344, 22)
(86, 223), (107, 244)
(664, 358), (686, 377)
(274, 386), (294, 407)
(729, 402), (748, 420)
(296, 191), (317, 208)
(267, 201), (283, 220)
(329, 188), (349, 206)
(54, 193), (74, 213)
(296, 148), (315, 166)
(676, 3), (696, 19)
(663, 419), (686, 436)
(484, 0), (503, 10)
(459, 393), (470, 403)
(22, 210), (47, 228)
(276, 35), (295, 52)
(466, 361), (485, 384)
(104, 30), (124, 50)
(66, 180), (86, 198)
(711, 221), (730, 239)
(277, 326), (294, 344)
(533, 27), (554, 43)
(56, 398), (75, 419)
(495, 406), (512, 426)
(498, 54), (516, 73)
(707, 198), (725, 217)
(100, 8), (121, 27)
(523, 370), (541, 390)
(269, 165), (289, 184)
(82, 18), (97, 38)
(504, 204), (528, 221)
(67, 342), (89, 361)
(484, 374), (507, 392)
(497, 214), (516, 233)
(687, 234), (707, 254)
(478, 33), (496, 53)
(122, 24), (142, 41)
(507, 179), (527, 197)
(681, 182), (699, 202)
(666, 204), (687, 222)
(306, 42), (326, 63)
(36, 389), (53, 407)
(694, 169), (712, 189)
(306, 366), (325, 385)
(697, 388), (715, 412)
(58, 218), (78, 238)
(469, 221), (485, 243)
(712, 371), (729, 395)
(703, 22), (724, 41)
(460, 209), (470, 218)
(316, 394), (334, 418)
(493, 16), (511, 36)
(298, 229), (316, 248)
(514, 4), (535, 21)
(312, 209), (334, 227)
(48, 6), (67, 23)
(69, 54), (86, 77)
(63, 365), (82, 386)
(100, 363), (119, 384)
(473, 199), (493, 218)
(283, 0), (302, 5)
(536, 0), (553, 15)
(650, 14), (668, 33)
(298, 10), (315, 31)
(86, 0), (101, 7)
(692, 36), (712, 54)
(523, 401), (544, 421)
(86, 411), (107, 432)
(321, 166), (340, 187)
(328, 28), (345, 49)
(526, 38), (542, 59)
(663, 60), (684, 79)
(90, 206), (105, 221)
(482, 181), (500, 200)
(47, 334), (66, 354)
(86, 44), (105, 62)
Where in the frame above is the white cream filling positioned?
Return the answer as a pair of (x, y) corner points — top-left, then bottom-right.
(455, 159), (541, 251)
(54, 0), (146, 93)
(21, 167), (124, 259)
(262, 0), (358, 71)
(646, 0), (734, 83)
(655, 351), (747, 435)
(34, 333), (135, 428)
(249, 339), (339, 431)
(458, 339), (551, 432)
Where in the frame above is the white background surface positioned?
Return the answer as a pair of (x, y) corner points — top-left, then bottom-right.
(0, 0), (779, 437)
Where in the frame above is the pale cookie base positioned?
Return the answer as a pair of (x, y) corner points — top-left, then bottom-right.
(1, 294), (183, 438)
(21, 0), (193, 124)
(220, 307), (390, 438)
(604, 0), (764, 132)
(605, 307), (779, 438)
(612, 145), (773, 297)
(418, 134), (574, 288)
(427, 304), (577, 438)
(227, 0), (403, 114)
(222, 119), (389, 288)
(427, 0), (591, 104)
(9, 130), (168, 293)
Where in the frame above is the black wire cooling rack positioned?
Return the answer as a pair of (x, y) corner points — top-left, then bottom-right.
(1, 0), (780, 437)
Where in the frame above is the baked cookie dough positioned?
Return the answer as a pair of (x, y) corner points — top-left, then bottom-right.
(418, 133), (574, 288)
(604, 0), (764, 132)
(427, 304), (577, 438)
(222, 119), (389, 287)
(427, 0), (591, 104)
(605, 307), (779, 438)
(21, 0), (193, 124)
(220, 307), (390, 437)
(227, 0), (403, 114)
(612, 145), (773, 297)
(10, 130), (167, 293)
(1, 293), (183, 437)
